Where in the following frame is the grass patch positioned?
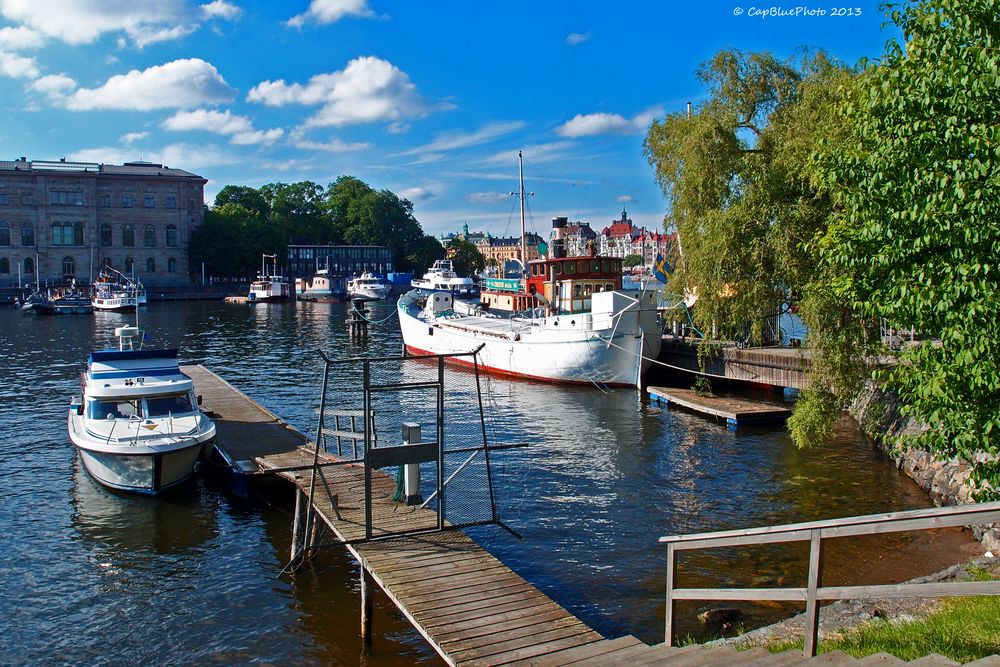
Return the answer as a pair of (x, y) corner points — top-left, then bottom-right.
(762, 569), (1000, 662)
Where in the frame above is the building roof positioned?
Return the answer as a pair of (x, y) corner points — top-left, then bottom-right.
(0, 158), (203, 179)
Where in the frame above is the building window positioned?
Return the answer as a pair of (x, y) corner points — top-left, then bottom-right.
(103, 257), (112, 271)
(21, 225), (34, 247)
(0, 221), (9, 246)
(99, 193), (111, 207)
(51, 223), (63, 246)
(121, 195), (133, 208)
(146, 257), (155, 273)
(0, 258), (8, 274)
(188, 198), (194, 210)
(165, 195), (176, 209)
(100, 223), (112, 247)
(144, 225), (156, 247)
(54, 222), (83, 246)
(122, 224), (134, 247)
(167, 257), (177, 273)
(62, 255), (75, 277)
(165, 224), (177, 247)
(124, 257), (133, 273)
(23, 257), (33, 274)
(144, 195), (155, 208)
(50, 190), (83, 206)
(0, 193), (7, 204)
(21, 192), (32, 205)
(72, 222), (83, 246)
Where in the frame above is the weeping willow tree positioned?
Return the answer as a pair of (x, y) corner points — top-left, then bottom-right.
(643, 49), (855, 344)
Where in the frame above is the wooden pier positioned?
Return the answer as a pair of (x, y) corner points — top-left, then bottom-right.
(185, 364), (965, 666)
(648, 386), (791, 429)
(658, 339), (811, 389)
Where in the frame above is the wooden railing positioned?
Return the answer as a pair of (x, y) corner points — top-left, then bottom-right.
(660, 501), (1000, 656)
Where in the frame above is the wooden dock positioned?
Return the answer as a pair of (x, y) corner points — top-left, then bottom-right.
(183, 364), (977, 666)
(648, 386), (791, 429)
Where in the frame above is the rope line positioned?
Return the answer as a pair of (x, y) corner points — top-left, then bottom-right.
(597, 336), (764, 381)
(351, 305), (398, 325)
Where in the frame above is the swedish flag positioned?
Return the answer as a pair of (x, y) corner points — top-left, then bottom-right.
(653, 254), (671, 283)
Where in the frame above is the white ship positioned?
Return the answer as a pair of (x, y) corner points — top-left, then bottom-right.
(67, 327), (216, 495)
(248, 253), (291, 302)
(347, 272), (391, 301)
(411, 259), (476, 295)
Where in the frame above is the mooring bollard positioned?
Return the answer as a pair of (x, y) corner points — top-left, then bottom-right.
(402, 422), (423, 505)
(349, 298), (369, 339)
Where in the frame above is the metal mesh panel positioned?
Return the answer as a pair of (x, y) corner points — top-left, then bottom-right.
(308, 350), (501, 544)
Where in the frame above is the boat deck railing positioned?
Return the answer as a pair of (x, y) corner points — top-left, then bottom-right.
(659, 501), (1000, 657)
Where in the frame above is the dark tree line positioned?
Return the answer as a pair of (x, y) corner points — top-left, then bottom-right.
(188, 176), (444, 279)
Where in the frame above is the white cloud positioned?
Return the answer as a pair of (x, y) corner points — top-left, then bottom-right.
(247, 56), (444, 128)
(293, 137), (371, 152)
(399, 186), (433, 203)
(399, 121), (525, 156)
(556, 106), (664, 137)
(29, 73), (75, 99)
(565, 32), (590, 46)
(467, 192), (510, 204)
(67, 59), (235, 111)
(617, 195), (633, 203)
(387, 121), (410, 134)
(163, 108), (283, 145)
(200, 0), (242, 20)
(258, 158), (313, 172)
(68, 142), (240, 170)
(0, 49), (37, 78)
(287, 0), (374, 27)
(0, 0), (198, 47)
(121, 131), (149, 143)
(480, 141), (575, 165)
(0, 25), (43, 50)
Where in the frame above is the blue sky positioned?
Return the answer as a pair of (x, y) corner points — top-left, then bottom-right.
(0, 0), (895, 238)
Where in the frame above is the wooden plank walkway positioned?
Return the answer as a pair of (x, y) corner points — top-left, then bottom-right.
(648, 386), (791, 429)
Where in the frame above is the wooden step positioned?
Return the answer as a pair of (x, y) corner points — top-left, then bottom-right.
(810, 651), (859, 665)
(858, 653), (904, 665)
(905, 655), (959, 667)
(520, 635), (645, 666)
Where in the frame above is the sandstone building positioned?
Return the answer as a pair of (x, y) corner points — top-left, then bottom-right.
(0, 158), (206, 287)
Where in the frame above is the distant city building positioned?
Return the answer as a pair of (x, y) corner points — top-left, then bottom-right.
(476, 232), (543, 266)
(598, 208), (674, 270)
(439, 222), (486, 249)
(0, 157), (206, 286)
(560, 221), (598, 257)
(287, 244), (393, 279)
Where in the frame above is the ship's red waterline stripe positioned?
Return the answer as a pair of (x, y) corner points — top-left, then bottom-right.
(403, 344), (633, 387)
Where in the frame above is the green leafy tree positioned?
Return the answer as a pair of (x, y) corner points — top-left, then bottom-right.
(447, 237), (485, 277)
(623, 254), (643, 269)
(802, 0), (1000, 495)
(644, 49), (853, 344)
(406, 235), (446, 276)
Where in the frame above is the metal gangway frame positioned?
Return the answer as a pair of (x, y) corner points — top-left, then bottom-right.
(660, 501), (1000, 657)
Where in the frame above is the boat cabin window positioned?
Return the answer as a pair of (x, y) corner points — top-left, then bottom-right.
(602, 260), (610, 272)
(591, 260), (600, 273)
(583, 284), (592, 297)
(573, 284), (582, 297)
(553, 264), (562, 276)
(88, 399), (140, 420)
(594, 284), (603, 293)
(606, 282), (614, 292)
(146, 393), (194, 417)
(565, 261), (576, 275)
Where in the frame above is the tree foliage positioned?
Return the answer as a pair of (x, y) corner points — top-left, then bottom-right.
(447, 237), (485, 277)
(190, 177), (442, 277)
(623, 254), (643, 269)
(644, 49), (854, 344)
(805, 0), (1000, 495)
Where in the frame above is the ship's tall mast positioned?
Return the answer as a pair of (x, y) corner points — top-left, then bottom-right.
(510, 151), (534, 268)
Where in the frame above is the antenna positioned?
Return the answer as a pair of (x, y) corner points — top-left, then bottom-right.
(508, 151), (535, 266)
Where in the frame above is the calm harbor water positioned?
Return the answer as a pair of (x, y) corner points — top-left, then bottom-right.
(0, 301), (978, 665)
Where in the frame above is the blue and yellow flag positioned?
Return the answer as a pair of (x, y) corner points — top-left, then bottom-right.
(653, 254), (671, 283)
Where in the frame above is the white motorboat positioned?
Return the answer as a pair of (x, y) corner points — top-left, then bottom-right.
(347, 272), (391, 301)
(411, 259), (476, 296)
(67, 326), (216, 495)
(248, 253), (291, 303)
(92, 269), (142, 312)
(297, 269), (339, 301)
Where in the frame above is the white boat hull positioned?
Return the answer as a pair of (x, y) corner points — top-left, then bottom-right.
(398, 290), (662, 386)
(348, 286), (390, 301)
(75, 441), (205, 495)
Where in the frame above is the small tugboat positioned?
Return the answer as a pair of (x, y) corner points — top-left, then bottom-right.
(347, 271), (391, 301)
(296, 268), (339, 302)
(247, 253), (291, 303)
(411, 259), (476, 296)
(51, 280), (94, 314)
(67, 325), (216, 495)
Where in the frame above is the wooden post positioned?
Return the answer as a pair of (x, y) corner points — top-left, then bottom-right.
(290, 487), (304, 564)
(803, 529), (824, 657)
(360, 565), (374, 644)
(664, 543), (676, 647)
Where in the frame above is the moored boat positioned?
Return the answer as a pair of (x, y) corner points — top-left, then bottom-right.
(20, 289), (54, 315)
(296, 269), (339, 301)
(411, 259), (476, 296)
(347, 271), (391, 301)
(51, 281), (94, 314)
(67, 326), (216, 495)
(248, 253), (291, 303)
(92, 269), (142, 312)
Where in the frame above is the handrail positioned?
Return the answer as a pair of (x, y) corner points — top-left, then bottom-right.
(661, 501), (1000, 657)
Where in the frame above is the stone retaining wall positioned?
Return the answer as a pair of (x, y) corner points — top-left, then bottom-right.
(849, 380), (1000, 552)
